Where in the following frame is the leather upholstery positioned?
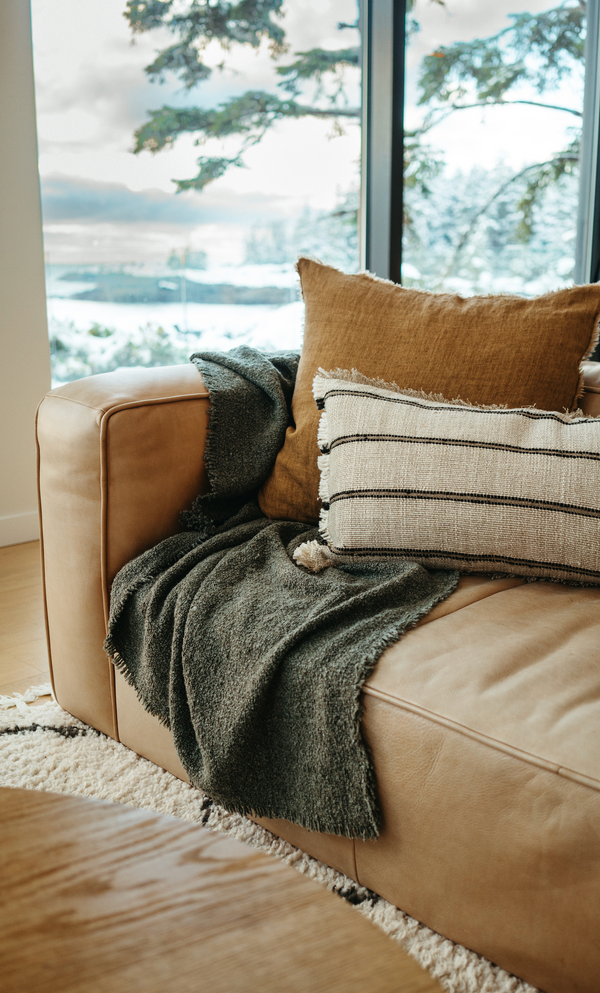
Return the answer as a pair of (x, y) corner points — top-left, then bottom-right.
(358, 699), (600, 993)
(367, 580), (600, 788)
(37, 365), (209, 735)
(37, 361), (600, 993)
(115, 670), (190, 781)
(581, 361), (600, 416)
(358, 579), (600, 993)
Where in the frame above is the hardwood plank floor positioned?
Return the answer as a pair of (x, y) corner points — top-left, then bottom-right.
(1, 789), (443, 993)
(0, 541), (51, 699)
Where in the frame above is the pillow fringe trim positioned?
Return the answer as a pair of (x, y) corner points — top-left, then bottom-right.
(314, 367), (590, 420)
(315, 367), (509, 410)
(293, 538), (337, 572)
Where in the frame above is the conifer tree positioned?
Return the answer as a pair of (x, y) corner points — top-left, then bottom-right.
(127, 1), (585, 240)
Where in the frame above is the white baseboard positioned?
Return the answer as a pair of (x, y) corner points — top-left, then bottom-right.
(0, 510), (39, 547)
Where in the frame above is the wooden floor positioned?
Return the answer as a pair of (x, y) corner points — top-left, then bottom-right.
(0, 541), (51, 698)
(1, 788), (442, 993)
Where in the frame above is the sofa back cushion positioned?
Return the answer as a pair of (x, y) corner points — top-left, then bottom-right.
(258, 259), (600, 523)
(581, 361), (600, 417)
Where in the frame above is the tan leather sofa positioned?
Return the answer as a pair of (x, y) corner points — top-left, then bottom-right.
(36, 361), (600, 993)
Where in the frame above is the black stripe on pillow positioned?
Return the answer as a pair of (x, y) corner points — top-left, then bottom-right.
(322, 545), (600, 579)
(328, 488), (600, 520)
(327, 434), (600, 462)
(321, 388), (591, 426)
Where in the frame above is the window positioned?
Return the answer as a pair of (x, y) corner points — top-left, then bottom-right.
(32, 1), (600, 385)
(361, 0), (600, 311)
(31, 0), (361, 385)
(403, 0), (585, 296)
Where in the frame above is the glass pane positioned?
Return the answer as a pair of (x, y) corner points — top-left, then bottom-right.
(31, 0), (361, 386)
(403, 0), (585, 295)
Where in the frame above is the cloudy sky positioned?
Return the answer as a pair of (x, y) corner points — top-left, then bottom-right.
(31, 0), (581, 266)
(31, 0), (361, 264)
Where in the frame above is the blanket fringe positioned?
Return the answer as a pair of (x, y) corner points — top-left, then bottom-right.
(213, 796), (380, 841)
(104, 637), (173, 731)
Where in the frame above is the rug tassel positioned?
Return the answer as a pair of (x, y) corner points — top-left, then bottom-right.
(0, 683), (54, 711)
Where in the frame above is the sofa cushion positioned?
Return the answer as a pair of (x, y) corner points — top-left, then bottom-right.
(365, 577), (600, 795)
(258, 260), (600, 523)
(581, 360), (600, 416)
(356, 577), (600, 993)
(301, 370), (600, 583)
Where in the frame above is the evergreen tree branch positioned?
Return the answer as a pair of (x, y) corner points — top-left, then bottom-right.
(515, 139), (580, 240)
(419, 2), (585, 106)
(126, 5), (361, 186)
(143, 42), (214, 89)
(174, 156), (245, 191)
(276, 47), (359, 96)
(440, 152), (578, 282)
(134, 91), (359, 189)
(416, 97), (581, 139)
(133, 91), (360, 156)
(125, 0), (287, 53)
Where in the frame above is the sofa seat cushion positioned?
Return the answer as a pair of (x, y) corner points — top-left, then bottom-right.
(352, 575), (600, 993)
(365, 577), (600, 790)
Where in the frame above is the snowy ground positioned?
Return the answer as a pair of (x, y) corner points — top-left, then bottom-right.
(47, 296), (305, 386)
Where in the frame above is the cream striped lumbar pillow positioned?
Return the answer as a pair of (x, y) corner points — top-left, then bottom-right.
(293, 369), (600, 583)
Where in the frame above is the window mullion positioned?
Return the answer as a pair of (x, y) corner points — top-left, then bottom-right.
(360, 0), (406, 282)
(576, 0), (600, 285)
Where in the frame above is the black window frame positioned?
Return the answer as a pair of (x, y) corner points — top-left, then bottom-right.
(361, 0), (600, 292)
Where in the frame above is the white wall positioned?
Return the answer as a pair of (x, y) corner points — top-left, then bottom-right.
(0, 0), (51, 547)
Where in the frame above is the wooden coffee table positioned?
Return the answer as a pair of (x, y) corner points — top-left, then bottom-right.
(0, 787), (442, 993)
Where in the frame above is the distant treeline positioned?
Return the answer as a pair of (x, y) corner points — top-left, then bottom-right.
(62, 271), (294, 306)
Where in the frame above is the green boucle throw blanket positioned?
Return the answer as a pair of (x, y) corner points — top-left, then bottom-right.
(105, 347), (458, 839)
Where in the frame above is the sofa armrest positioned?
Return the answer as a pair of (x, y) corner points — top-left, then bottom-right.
(36, 364), (210, 737)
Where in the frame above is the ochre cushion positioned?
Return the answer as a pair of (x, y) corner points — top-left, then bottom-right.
(258, 259), (600, 523)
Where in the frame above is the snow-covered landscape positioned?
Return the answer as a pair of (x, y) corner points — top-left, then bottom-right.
(46, 263), (305, 385)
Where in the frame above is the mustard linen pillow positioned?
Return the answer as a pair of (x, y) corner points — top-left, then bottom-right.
(259, 259), (600, 524)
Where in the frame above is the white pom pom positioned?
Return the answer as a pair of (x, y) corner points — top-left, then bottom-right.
(293, 540), (337, 573)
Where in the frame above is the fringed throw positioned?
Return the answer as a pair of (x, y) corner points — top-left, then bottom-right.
(105, 347), (458, 839)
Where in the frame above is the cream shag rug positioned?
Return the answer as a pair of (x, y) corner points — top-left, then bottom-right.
(0, 687), (537, 993)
